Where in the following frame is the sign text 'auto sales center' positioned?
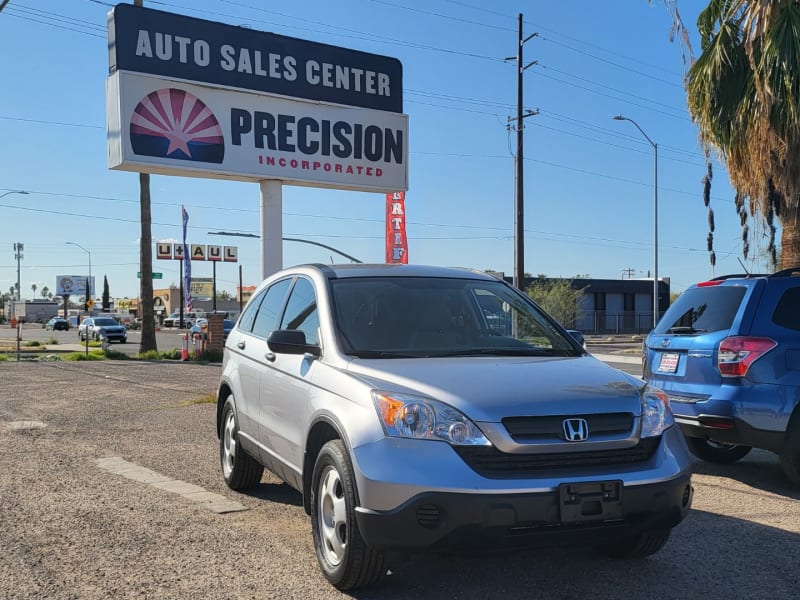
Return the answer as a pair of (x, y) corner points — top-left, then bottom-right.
(106, 3), (408, 193)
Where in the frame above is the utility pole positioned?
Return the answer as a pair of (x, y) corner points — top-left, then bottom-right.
(132, 0), (156, 353)
(13, 242), (23, 300)
(506, 14), (538, 291)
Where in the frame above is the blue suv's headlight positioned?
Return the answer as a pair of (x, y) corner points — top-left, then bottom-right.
(641, 385), (675, 438)
(372, 391), (491, 446)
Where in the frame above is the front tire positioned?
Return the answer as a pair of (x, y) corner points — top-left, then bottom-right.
(687, 437), (752, 464)
(598, 529), (672, 559)
(310, 440), (386, 591)
(219, 396), (263, 490)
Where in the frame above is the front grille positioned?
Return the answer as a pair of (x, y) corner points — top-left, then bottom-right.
(454, 437), (660, 479)
(503, 413), (634, 442)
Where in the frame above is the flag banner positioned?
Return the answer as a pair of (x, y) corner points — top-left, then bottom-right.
(385, 192), (408, 264)
(182, 205), (192, 310)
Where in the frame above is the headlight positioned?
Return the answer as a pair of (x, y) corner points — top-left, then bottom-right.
(372, 391), (491, 446)
(641, 385), (675, 438)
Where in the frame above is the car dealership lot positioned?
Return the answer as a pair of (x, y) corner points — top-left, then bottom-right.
(1, 361), (798, 599)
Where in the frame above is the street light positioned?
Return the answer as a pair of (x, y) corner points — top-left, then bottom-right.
(0, 190), (29, 200)
(66, 241), (92, 310)
(613, 114), (659, 329)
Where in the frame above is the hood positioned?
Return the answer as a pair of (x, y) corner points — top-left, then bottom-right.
(345, 355), (643, 422)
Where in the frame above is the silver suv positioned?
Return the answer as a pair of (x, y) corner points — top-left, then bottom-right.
(217, 264), (693, 590)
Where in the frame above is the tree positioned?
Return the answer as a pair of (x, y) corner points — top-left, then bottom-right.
(216, 290), (234, 301)
(41, 285), (49, 299)
(102, 276), (110, 311)
(31, 283), (37, 298)
(663, 1), (800, 269)
(525, 278), (586, 329)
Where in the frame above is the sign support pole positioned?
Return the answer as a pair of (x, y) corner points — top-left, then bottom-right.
(260, 180), (283, 280)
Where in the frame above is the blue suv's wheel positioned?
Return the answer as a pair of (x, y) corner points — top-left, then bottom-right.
(779, 415), (800, 486)
(687, 438), (752, 464)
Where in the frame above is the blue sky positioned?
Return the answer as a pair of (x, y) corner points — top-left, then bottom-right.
(0, 0), (762, 301)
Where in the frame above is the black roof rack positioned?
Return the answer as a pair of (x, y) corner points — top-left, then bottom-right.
(710, 273), (769, 281)
(769, 267), (800, 278)
(709, 267), (800, 281)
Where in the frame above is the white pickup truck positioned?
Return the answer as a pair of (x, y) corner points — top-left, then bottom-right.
(163, 311), (203, 328)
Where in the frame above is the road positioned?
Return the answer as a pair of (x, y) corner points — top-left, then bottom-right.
(1, 361), (798, 599)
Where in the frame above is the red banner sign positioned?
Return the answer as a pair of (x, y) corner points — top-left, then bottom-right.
(385, 192), (408, 264)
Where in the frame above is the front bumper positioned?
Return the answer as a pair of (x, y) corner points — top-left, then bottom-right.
(356, 474), (692, 551)
(351, 426), (693, 550)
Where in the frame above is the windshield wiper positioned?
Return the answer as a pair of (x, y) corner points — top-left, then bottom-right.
(348, 350), (418, 358)
(665, 326), (707, 334)
(427, 348), (555, 357)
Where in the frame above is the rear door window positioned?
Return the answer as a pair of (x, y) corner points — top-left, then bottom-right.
(655, 285), (746, 334)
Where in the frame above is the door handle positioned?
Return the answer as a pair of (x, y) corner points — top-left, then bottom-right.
(236, 340), (246, 350)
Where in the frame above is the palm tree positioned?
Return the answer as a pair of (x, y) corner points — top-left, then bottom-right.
(664, 0), (800, 269)
(31, 283), (37, 298)
(41, 285), (49, 299)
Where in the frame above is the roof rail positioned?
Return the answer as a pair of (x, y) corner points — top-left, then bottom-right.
(769, 266), (800, 278)
(710, 273), (769, 281)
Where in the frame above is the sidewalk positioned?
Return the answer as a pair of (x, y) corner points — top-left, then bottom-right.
(588, 351), (641, 365)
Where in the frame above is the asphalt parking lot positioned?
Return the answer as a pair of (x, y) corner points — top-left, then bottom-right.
(1, 359), (799, 599)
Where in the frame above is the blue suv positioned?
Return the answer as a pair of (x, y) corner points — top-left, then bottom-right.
(643, 268), (800, 485)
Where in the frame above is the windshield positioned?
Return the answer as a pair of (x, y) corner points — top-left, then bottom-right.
(655, 285), (747, 335)
(94, 318), (119, 326)
(330, 276), (580, 358)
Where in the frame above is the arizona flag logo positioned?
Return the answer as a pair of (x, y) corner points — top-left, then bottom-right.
(130, 88), (224, 163)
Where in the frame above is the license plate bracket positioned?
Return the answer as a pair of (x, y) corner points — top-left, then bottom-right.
(559, 480), (623, 523)
(657, 352), (680, 373)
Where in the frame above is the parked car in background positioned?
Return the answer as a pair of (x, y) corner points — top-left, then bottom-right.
(164, 311), (203, 328)
(45, 317), (70, 331)
(217, 264), (693, 591)
(223, 319), (234, 341)
(643, 268), (800, 485)
(78, 317), (128, 343)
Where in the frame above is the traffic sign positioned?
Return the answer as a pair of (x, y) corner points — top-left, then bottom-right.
(137, 272), (163, 279)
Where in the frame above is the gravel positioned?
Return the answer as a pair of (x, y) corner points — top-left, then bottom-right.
(1, 361), (799, 599)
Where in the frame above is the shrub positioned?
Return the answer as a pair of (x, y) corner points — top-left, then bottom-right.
(62, 351), (106, 361)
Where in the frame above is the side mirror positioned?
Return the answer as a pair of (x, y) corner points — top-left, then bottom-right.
(566, 329), (587, 350)
(267, 329), (321, 357)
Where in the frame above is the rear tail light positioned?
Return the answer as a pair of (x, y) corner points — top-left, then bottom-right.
(717, 336), (776, 377)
